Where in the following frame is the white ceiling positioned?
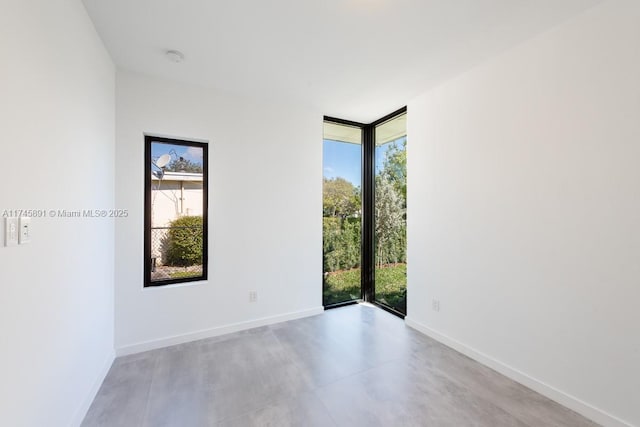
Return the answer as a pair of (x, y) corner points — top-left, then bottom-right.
(83, 0), (600, 123)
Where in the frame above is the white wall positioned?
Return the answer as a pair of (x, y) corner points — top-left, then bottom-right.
(406, 1), (640, 426)
(0, 1), (115, 426)
(115, 71), (322, 352)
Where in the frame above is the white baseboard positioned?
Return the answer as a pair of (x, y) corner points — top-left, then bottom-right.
(116, 306), (324, 357)
(69, 349), (116, 427)
(404, 317), (634, 427)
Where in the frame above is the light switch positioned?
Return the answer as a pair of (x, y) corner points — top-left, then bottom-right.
(19, 217), (31, 244)
(4, 217), (19, 247)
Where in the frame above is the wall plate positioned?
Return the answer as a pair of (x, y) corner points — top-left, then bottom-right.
(19, 217), (31, 244)
(4, 217), (19, 247)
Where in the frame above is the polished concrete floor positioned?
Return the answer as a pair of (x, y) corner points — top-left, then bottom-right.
(83, 304), (598, 426)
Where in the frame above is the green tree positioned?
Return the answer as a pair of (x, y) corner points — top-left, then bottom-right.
(374, 137), (407, 266)
(323, 177), (360, 218)
(375, 173), (405, 266)
(165, 157), (203, 173)
(381, 139), (407, 203)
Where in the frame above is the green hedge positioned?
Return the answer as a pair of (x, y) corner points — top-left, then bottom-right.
(323, 217), (361, 272)
(164, 216), (203, 267)
(323, 217), (406, 273)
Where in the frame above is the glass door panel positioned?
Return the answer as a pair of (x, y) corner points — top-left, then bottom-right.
(322, 121), (363, 306)
(374, 113), (407, 314)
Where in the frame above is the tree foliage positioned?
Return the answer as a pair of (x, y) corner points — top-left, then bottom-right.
(165, 157), (203, 173)
(322, 139), (407, 273)
(375, 173), (406, 266)
(323, 177), (360, 218)
(164, 216), (203, 266)
(374, 138), (407, 266)
(323, 217), (360, 272)
(381, 139), (407, 203)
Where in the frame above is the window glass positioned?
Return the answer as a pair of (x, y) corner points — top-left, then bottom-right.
(144, 136), (208, 287)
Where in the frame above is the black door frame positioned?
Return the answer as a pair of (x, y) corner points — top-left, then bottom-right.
(323, 106), (407, 318)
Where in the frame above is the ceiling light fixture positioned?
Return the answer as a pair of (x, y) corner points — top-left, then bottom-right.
(165, 50), (185, 63)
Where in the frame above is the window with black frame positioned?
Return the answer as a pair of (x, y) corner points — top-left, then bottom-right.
(322, 107), (407, 317)
(144, 136), (208, 287)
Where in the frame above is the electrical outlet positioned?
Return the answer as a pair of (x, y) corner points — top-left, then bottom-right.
(432, 299), (440, 312)
(19, 217), (31, 244)
(249, 290), (258, 302)
(4, 217), (18, 247)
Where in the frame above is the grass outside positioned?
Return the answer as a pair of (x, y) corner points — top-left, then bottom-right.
(324, 263), (406, 312)
(170, 270), (201, 279)
(150, 265), (203, 281)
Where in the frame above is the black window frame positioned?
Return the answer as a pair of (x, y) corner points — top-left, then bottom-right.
(323, 106), (407, 318)
(144, 135), (209, 287)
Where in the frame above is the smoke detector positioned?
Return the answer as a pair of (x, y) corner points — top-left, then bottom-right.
(165, 50), (185, 63)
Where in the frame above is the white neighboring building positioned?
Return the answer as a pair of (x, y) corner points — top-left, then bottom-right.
(151, 171), (203, 227)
